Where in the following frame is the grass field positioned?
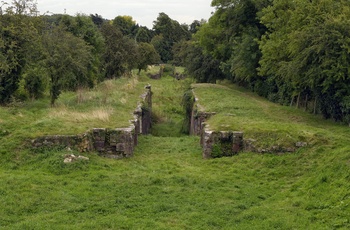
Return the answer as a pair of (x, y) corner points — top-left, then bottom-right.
(1, 69), (350, 229)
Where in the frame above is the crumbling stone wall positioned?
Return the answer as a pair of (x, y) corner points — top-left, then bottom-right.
(31, 85), (152, 158)
(92, 127), (135, 159)
(141, 85), (152, 134)
(32, 133), (93, 152)
(202, 130), (243, 159)
(189, 88), (306, 158)
(189, 92), (215, 136)
(190, 110), (216, 136)
(188, 89), (244, 159)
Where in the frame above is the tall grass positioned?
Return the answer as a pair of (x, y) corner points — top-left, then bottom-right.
(0, 77), (145, 149)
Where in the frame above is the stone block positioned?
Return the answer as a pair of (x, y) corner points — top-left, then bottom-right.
(202, 128), (244, 159)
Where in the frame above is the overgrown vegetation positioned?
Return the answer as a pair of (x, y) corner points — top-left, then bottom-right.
(176, 0), (350, 124)
(1, 73), (350, 229)
(0, 0), (196, 106)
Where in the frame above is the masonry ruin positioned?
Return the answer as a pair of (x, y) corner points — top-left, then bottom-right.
(188, 89), (307, 158)
(189, 91), (244, 159)
(31, 85), (152, 159)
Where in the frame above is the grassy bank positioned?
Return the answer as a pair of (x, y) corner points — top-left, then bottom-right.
(192, 82), (350, 150)
(0, 77), (146, 163)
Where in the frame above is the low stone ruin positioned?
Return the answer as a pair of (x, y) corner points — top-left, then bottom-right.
(31, 85), (152, 159)
(92, 127), (135, 158)
(202, 130), (243, 158)
(148, 73), (162, 79)
(148, 65), (164, 79)
(188, 91), (243, 158)
(188, 89), (307, 158)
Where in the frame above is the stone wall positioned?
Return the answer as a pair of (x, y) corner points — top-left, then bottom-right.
(31, 85), (152, 159)
(189, 89), (244, 159)
(190, 110), (216, 136)
(189, 91), (215, 136)
(188, 89), (305, 158)
(31, 133), (93, 152)
(202, 130), (243, 159)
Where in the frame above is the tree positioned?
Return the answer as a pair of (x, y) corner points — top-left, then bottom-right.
(135, 26), (153, 43)
(55, 14), (105, 88)
(195, 0), (270, 87)
(136, 43), (160, 74)
(0, 0), (39, 104)
(189, 20), (206, 34)
(42, 26), (93, 106)
(24, 67), (46, 100)
(90, 13), (105, 28)
(100, 23), (138, 78)
(259, 0), (350, 120)
(151, 34), (169, 63)
(174, 40), (224, 83)
(152, 12), (191, 62)
(112, 15), (137, 37)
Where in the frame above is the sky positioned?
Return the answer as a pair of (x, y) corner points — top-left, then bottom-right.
(36, 0), (215, 28)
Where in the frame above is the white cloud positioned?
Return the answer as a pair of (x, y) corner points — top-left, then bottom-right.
(36, 0), (214, 28)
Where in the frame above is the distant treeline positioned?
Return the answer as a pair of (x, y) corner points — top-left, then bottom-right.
(0, 0), (201, 105)
(175, 0), (350, 124)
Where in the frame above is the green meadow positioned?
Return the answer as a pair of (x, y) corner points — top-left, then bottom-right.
(1, 70), (350, 229)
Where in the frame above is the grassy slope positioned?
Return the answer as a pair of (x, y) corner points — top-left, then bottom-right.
(0, 77), (145, 165)
(193, 83), (350, 150)
(1, 77), (145, 136)
(1, 72), (350, 229)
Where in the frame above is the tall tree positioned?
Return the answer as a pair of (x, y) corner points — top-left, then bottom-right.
(259, 0), (350, 120)
(90, 13), (105, 28)
(174, 40), (224, 83)
(195, 0), (270, 86)
(57, 14), (105, 89)
(42, 26), (93, 106)
(135, 26), (153, 43)
(112, 15), (137, 37)
(136, 42), (160, 74)
(100, 23), (138, 78)
(152, 12), (191, 62)
(0, 0), (38, 104)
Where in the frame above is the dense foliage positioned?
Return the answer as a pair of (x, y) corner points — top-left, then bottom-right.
(0, 1), (194, 105)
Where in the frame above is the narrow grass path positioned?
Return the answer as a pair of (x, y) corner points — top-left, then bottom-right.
(147, 76), (190, 137)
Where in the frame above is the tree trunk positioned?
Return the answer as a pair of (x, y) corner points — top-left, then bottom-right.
(313, 97), (317, 114)
(304, 94), (308, 112)
(296, 93), (301, 109)
(290, 96), (294, 107)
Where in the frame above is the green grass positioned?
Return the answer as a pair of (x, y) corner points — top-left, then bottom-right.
(192, 82), (350, 150)
(1, 72), (350, 229)
(148, 76), (192, 137)
(0, 77), (146, 157)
